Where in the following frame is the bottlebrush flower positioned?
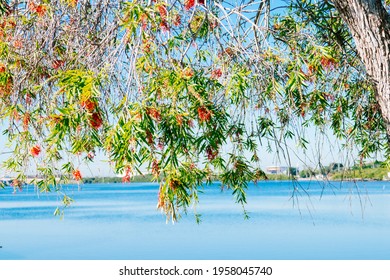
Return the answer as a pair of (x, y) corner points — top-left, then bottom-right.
(152, 159), (160, 176)
(173, 14), (181, 26)
(23, 113), (30, 130)
(146, 107), (162, 121)
(206, 146), (218, 161)
(157, 185), (165, 209)
(89, 112), (103, 129)
(30, 145), (41, 157)
(140, 14), (148, 30)
(160, 20), (170, 32)
(122, 174), (131, 183)
(72, 169), (82, 181)
(81, 99), (96, 112)
(25, 94), (32, 105)
(157, 4), (167, 19)
(29, 3), (47, 17)
(211, 68), (222, 79)
(122, 166), (132, 183)
(182, 67), (194, 78)
(197, 106), (211, 122)
(176, 114), (183, 126)
(184, 0), (195, 10)
(52, 60), (64, 69)
(146, 130), (154, 145)
(13, 39), (23, 49)
(69, 0), (78, 7)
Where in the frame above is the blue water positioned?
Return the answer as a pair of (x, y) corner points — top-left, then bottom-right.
(0, 180), (390, 260)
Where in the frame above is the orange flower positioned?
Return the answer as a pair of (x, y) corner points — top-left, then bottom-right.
(72, 169), (82, 181)
(157, 4), (167, 19)
(197, 106), (211, 122)
(35, 4), (47, 17)
(23, 113), (30, 130)
(69, 0), (78, 7)
(13, 40), (23, 49)
(182, 67), (194, 78)
(157, 184), (165, 209)
(0, 77), (12, 97)
(0, 64), (5, 73)
(81, 99), (96, 112)
(30, 145), (41, 157)
(146, 107), (162, 121)
(140, 13), (148, 30)
(176, 114), (183, 126)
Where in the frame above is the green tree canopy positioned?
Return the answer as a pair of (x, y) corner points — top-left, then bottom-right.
(1, 0), (389, 221)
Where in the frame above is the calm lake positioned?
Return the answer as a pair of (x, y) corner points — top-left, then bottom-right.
(0, 180), (390, 260)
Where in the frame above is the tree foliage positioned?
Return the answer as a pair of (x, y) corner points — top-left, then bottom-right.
(1, 0), (389, 221)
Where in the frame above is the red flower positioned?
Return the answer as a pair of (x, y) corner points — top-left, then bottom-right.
(152, 159), (160, 176)
(157, 138), (164, 150)
(146, 130), (154, 145)
(30, 145), (41, 157)
(146, 107), (162, 121)
(184, 0), (195, 10)
(211, 68), (222, 79)
(157, 4), (167, 19)
(13, 40), (23, 49)
(197, 106), (211, 122)
(81, 99), (97, 112)
(206, 146), (218, 161)
(25, 94), (32, 105)
(173, 14), (181, 26)
(187, 119), (194, 128)
(0, 64), (5, 73)
(89, 112), (103, 129)
(72, 169), (82, 181)
(23, 113), (30, 130)
(122, 166), (132, 183)
(176, 114), (183, 126)
(52, 60), (64, 69)
(31, 4), (47, 17)
(122, 174), (131, 183)
(182, 67), (194, 78)
(307, 64), (315, 75)
(160, 20), (170, 32)
(140, 14), (148, 30)
(198, 0), (205, 4)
